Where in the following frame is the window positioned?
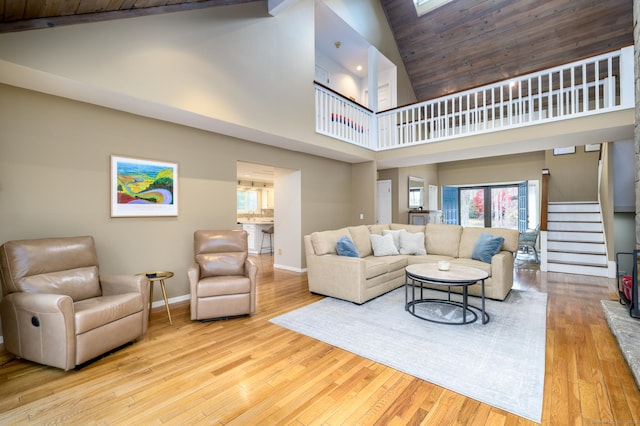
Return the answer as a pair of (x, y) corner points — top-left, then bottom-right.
(237, 189), (259, 212)
(413, 0), (454, 16)
(443, 183), (535, 231)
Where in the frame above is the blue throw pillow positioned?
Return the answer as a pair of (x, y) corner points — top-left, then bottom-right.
(472, 232), (505, 263)
(336, 236), (360, 258)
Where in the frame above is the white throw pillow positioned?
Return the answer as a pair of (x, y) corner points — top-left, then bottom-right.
(399, 230), (427, 255)
(370, 233), (400, 256)
(382, 229), (403, 250)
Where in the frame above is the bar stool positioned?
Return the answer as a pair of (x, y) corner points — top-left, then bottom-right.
(260, 225), (274, 255)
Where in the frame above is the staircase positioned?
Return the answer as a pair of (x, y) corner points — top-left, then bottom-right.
(545, 202), (609, 277)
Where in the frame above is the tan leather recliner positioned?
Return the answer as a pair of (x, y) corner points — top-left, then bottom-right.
(0, 236), (149, 370)
(188, 230), (257, 321)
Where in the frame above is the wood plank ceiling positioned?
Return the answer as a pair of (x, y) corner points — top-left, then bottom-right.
(0, 0), (261, 32)
(380, 0), (633, 100)
(0, 0), (634, 102)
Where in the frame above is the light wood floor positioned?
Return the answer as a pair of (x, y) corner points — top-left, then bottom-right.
(1, 256), (639, 425)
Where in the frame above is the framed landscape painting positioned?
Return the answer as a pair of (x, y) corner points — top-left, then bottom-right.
(111, 155), (178, 217)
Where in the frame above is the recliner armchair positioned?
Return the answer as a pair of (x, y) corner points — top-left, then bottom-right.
(0, 236), (148, 370)
(188, 230), (257, 321)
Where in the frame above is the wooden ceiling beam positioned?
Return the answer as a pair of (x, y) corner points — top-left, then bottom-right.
(0, 0), (260, 32)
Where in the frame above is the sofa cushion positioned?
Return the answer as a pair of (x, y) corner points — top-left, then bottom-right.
(367, 224), (390, 235)
(74, 293), (143, 334)
(363, 258), (389, 279)
(370, 233), (399, 256)
(381, 255), (409, 272)
(458, 226), (519, 258)
(196, 253), (246, 277)
(450, 258), (492, 275)
(310, 228), (349, 255)
(407, 254), (453, 264)
(18, 266), (102, 302)
(399, 230), (427, 255)
(336, 236), (360, 258)
(389, 223), (426, 234)
(348, 225), (372, 257)
(363, 255), (407, 279)
(425, 223), (463, 257)
(195, 275), (251, 298)
(0, 236), (99, 295)
(471, 232), (505, 263)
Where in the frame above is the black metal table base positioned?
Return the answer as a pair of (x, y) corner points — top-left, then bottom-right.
(405, 276), (489, 325)
(405, 296), (489, 325)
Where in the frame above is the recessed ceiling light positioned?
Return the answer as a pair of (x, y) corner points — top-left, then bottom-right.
(356, 65), (363, 71)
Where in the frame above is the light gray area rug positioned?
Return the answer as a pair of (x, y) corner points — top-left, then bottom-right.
(270, 287), (547, 423)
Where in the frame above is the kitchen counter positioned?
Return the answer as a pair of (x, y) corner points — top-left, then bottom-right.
(239, 222), (274, 254)
(237, 220), (274, 225)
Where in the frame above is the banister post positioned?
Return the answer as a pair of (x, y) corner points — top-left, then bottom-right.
(541, 168), (550, 231)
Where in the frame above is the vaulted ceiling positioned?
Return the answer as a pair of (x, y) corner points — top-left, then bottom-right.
(379, 0), (633, 100)
(0, 0), (634, 102)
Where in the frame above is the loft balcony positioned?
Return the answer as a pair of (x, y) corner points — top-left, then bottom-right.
(315, 46), (634, 152)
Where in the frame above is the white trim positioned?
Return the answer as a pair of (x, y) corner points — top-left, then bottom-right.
(414, 0), (454, 16)
(151, 293), (190, 309)
(607, 260), (617, 279)
(274, 264), (307, 273)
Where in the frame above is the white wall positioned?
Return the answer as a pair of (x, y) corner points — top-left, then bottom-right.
(274, 169), (303, 270)
(0, 1), (373, 161)
(315, 50), (364, 103)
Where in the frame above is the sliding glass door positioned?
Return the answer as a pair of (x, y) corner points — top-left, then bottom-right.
(451, 185), (521, 230)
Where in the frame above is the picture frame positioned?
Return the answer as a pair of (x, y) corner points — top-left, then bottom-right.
(110, 155), (178, 217)
(553, 146), (575, 156)
(584, 143), (601, 152)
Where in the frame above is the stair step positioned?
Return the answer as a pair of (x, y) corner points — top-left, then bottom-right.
(544, 202), (610, 277)
(547, 231), (604, 243)
(546, 257), (607, 267)
(548, 202), (600, 213)
(547, 241), (605, 254)
(548, 258), (608, 267)
(547, 262), (610, 277)
(547, 221), (603, 232)
(548, 212), (602, 222)
(547, 251), (607, 265)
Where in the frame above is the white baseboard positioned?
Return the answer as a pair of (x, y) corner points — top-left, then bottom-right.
(151, 293), (190, 309)
(274, 263), (307, 273)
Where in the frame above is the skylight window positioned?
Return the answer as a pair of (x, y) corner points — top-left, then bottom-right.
(413, 0), (454, 16)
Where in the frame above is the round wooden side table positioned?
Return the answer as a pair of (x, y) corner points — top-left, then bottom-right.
(138, 271), (174, 325)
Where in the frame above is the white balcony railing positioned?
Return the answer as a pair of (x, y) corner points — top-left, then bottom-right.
(314, 83), (373, 148)
(315, 46), (634, 151)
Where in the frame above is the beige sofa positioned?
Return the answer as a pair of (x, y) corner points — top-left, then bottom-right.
(304, 223), (519, 304)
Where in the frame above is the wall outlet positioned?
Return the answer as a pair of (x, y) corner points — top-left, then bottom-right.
(359, 213), (364, 220)
(277, 248), (282, 255)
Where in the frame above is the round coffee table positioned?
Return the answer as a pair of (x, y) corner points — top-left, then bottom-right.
(405, 263), (489, 325)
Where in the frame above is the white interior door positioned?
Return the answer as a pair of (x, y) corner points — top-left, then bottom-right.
(429, 185), (438, 210)
(377, 180), (392, 224)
